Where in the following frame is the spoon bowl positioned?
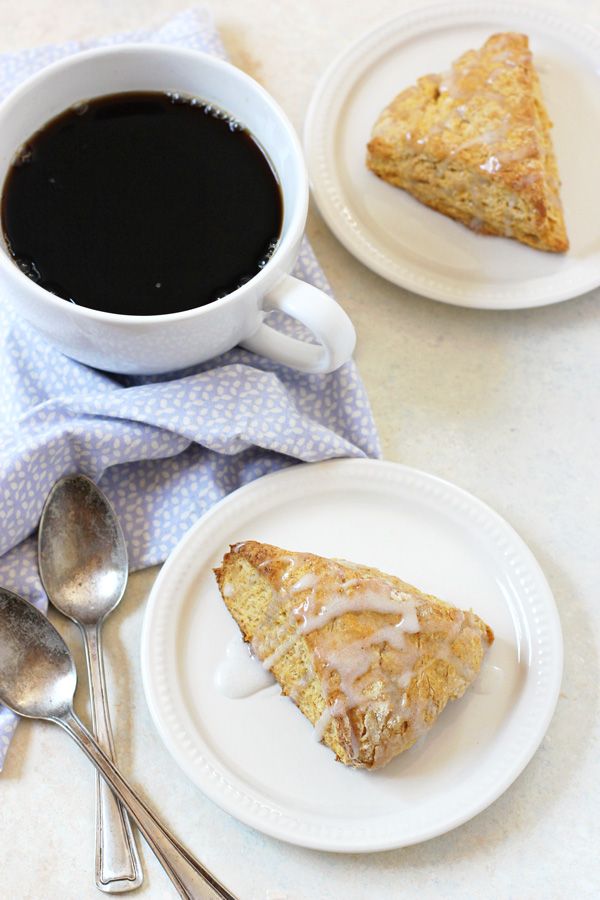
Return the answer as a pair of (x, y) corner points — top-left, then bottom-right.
(38, 473), (127, 626)
(0, 587), (76, 720)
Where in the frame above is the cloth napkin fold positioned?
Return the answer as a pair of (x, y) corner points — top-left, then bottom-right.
(0, 8), (380, 766)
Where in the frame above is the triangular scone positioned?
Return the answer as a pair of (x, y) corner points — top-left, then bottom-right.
(214, 541), (494, 770)
(366, 32), (568, 252)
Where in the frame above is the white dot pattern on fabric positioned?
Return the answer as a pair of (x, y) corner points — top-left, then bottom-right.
(0, 7), (381, 767)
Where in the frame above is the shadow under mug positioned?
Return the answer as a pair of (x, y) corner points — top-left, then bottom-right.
(0, 45), (356, 375)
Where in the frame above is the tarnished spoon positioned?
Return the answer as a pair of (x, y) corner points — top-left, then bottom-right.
(0, 587), (236, 900)
(38, 474), (142, 893)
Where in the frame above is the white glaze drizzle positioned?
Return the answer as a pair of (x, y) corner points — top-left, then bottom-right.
(314, 620), (420, 712)
(296, 586), (418, 634)
(480, 155), (501, 174)
(313, 696), (346, 742)
(214, 635), (276, 698)
(313, 706), (332, 742)
(448, 122), (509, 160)
(290, 573), (320, 594)
(260, 632), (298, 671)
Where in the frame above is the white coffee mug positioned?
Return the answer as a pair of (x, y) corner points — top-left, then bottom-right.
(0, 45), (356, 375)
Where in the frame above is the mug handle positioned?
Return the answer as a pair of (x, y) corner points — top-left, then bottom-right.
(240, 275), (356, 374)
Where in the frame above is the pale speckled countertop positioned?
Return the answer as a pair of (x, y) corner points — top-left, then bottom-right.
(0, 1), (599, 898)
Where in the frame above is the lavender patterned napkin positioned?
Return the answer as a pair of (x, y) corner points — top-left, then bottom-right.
(0, 8), (380, 766)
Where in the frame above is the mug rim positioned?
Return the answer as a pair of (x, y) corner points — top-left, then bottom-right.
(0, 43), (309, 324)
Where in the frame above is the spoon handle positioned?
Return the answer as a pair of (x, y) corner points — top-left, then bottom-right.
(56, 709), (236, 900)
(82, 623), (143, 893)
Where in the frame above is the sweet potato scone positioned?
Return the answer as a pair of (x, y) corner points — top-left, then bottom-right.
(214, 541), (493, 770)
(366, 32), (568, 252)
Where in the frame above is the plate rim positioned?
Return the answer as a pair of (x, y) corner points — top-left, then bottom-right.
(303, 0), (600, 309)
(141, 458), (563, 852)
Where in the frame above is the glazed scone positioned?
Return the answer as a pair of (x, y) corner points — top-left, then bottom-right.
(214, 541), (494, 770)
(366, 32), (568, 252)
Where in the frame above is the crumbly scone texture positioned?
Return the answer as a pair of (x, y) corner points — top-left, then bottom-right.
(214, 541), (494, 770)
(366, 32), (568, 252)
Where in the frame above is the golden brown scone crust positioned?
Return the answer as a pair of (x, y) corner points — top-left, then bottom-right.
(366, 33), (568, 252)
(215, 541), (493, 770)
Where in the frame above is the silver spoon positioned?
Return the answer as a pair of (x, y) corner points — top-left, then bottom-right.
(0, 587), (236, 900)
(38, 474), (142, 893)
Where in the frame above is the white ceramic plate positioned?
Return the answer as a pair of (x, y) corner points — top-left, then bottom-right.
(303, 1), (600, 308)
(141, 459), (562, 852)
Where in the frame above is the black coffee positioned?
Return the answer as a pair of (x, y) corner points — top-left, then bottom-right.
(1, 92), (283, 315)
